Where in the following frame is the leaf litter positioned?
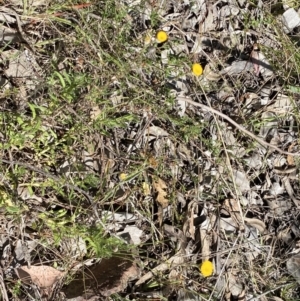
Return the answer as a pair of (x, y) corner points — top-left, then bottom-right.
(0, 0), (300, 300)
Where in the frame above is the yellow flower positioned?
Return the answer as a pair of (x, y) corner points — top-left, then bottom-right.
(119, 173), (128, 181)
(192, 63), (203, 76)
(156, 30), (168, 43)
(200, 260), (213, 277)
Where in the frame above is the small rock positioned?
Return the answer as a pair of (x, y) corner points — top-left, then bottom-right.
(282, 8), (300, 32)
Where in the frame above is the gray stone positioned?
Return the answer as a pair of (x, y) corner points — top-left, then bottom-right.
(282, 8), (300, 32)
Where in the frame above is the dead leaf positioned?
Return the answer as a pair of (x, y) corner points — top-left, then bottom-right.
(15, 265), (65, 288)
(177, 94), (188, 117)
(0, 8), (18, 24)
(0, 26), (23, 45)
(153, 178), (169, 208)
(200, 229), (211, 261)
(250, 45), (274, 79)
(226, 271), (245, 301)
(220, 217), (238, 232)
(164, 224), (187, 252)
(282, 176), (300, 208)
(64, 256), (140, 298)
(288, 142), (297, 166)
(2, 49), (41, 89)
(118, 225), (143, 245)
(220, 60), (253, 76)
(244, 218), (266, 234)
(198, 4), (216, 33)
(266, 93), (292, 114)
(287, 254), (300, 284)
(222, 199), (244, 231)
(183, 201), (199, 240)
(232, 170), (250, 193)
(203, 63), (221, 81)
(148, 126), (169, 137)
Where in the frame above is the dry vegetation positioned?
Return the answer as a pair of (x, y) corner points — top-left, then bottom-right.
(1, 0), (300, 300)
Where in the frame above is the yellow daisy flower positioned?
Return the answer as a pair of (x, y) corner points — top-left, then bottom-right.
(156, 30), (168, 43)
(200, 260), (214, 277)
(192, 63), (203, 76)
(119, 173), (128, 181)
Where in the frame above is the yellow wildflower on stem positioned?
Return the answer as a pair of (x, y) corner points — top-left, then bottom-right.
(156, 30), (168, 43)
(200, 260), (213, 277)
(192, 63), (203, 76)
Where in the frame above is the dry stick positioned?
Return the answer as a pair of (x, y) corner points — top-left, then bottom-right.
(182, 98), (300, 157)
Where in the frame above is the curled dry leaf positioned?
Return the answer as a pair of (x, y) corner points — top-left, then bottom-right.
(183, 201), (199, 240)
(153, 178), (169, 208)
(203, 63), (221, 81)
(15, 265), (65, 288)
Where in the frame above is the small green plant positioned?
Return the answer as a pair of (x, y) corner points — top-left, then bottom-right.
(84, 225), (127, 258)
(11, 280), (22, 298)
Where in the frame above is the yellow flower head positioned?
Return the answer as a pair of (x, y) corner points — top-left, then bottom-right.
(200, 260), (213, 277)
(156, 30), (168, 43)
(192, 63), (203, 76)
(119, 173), (128, 181)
